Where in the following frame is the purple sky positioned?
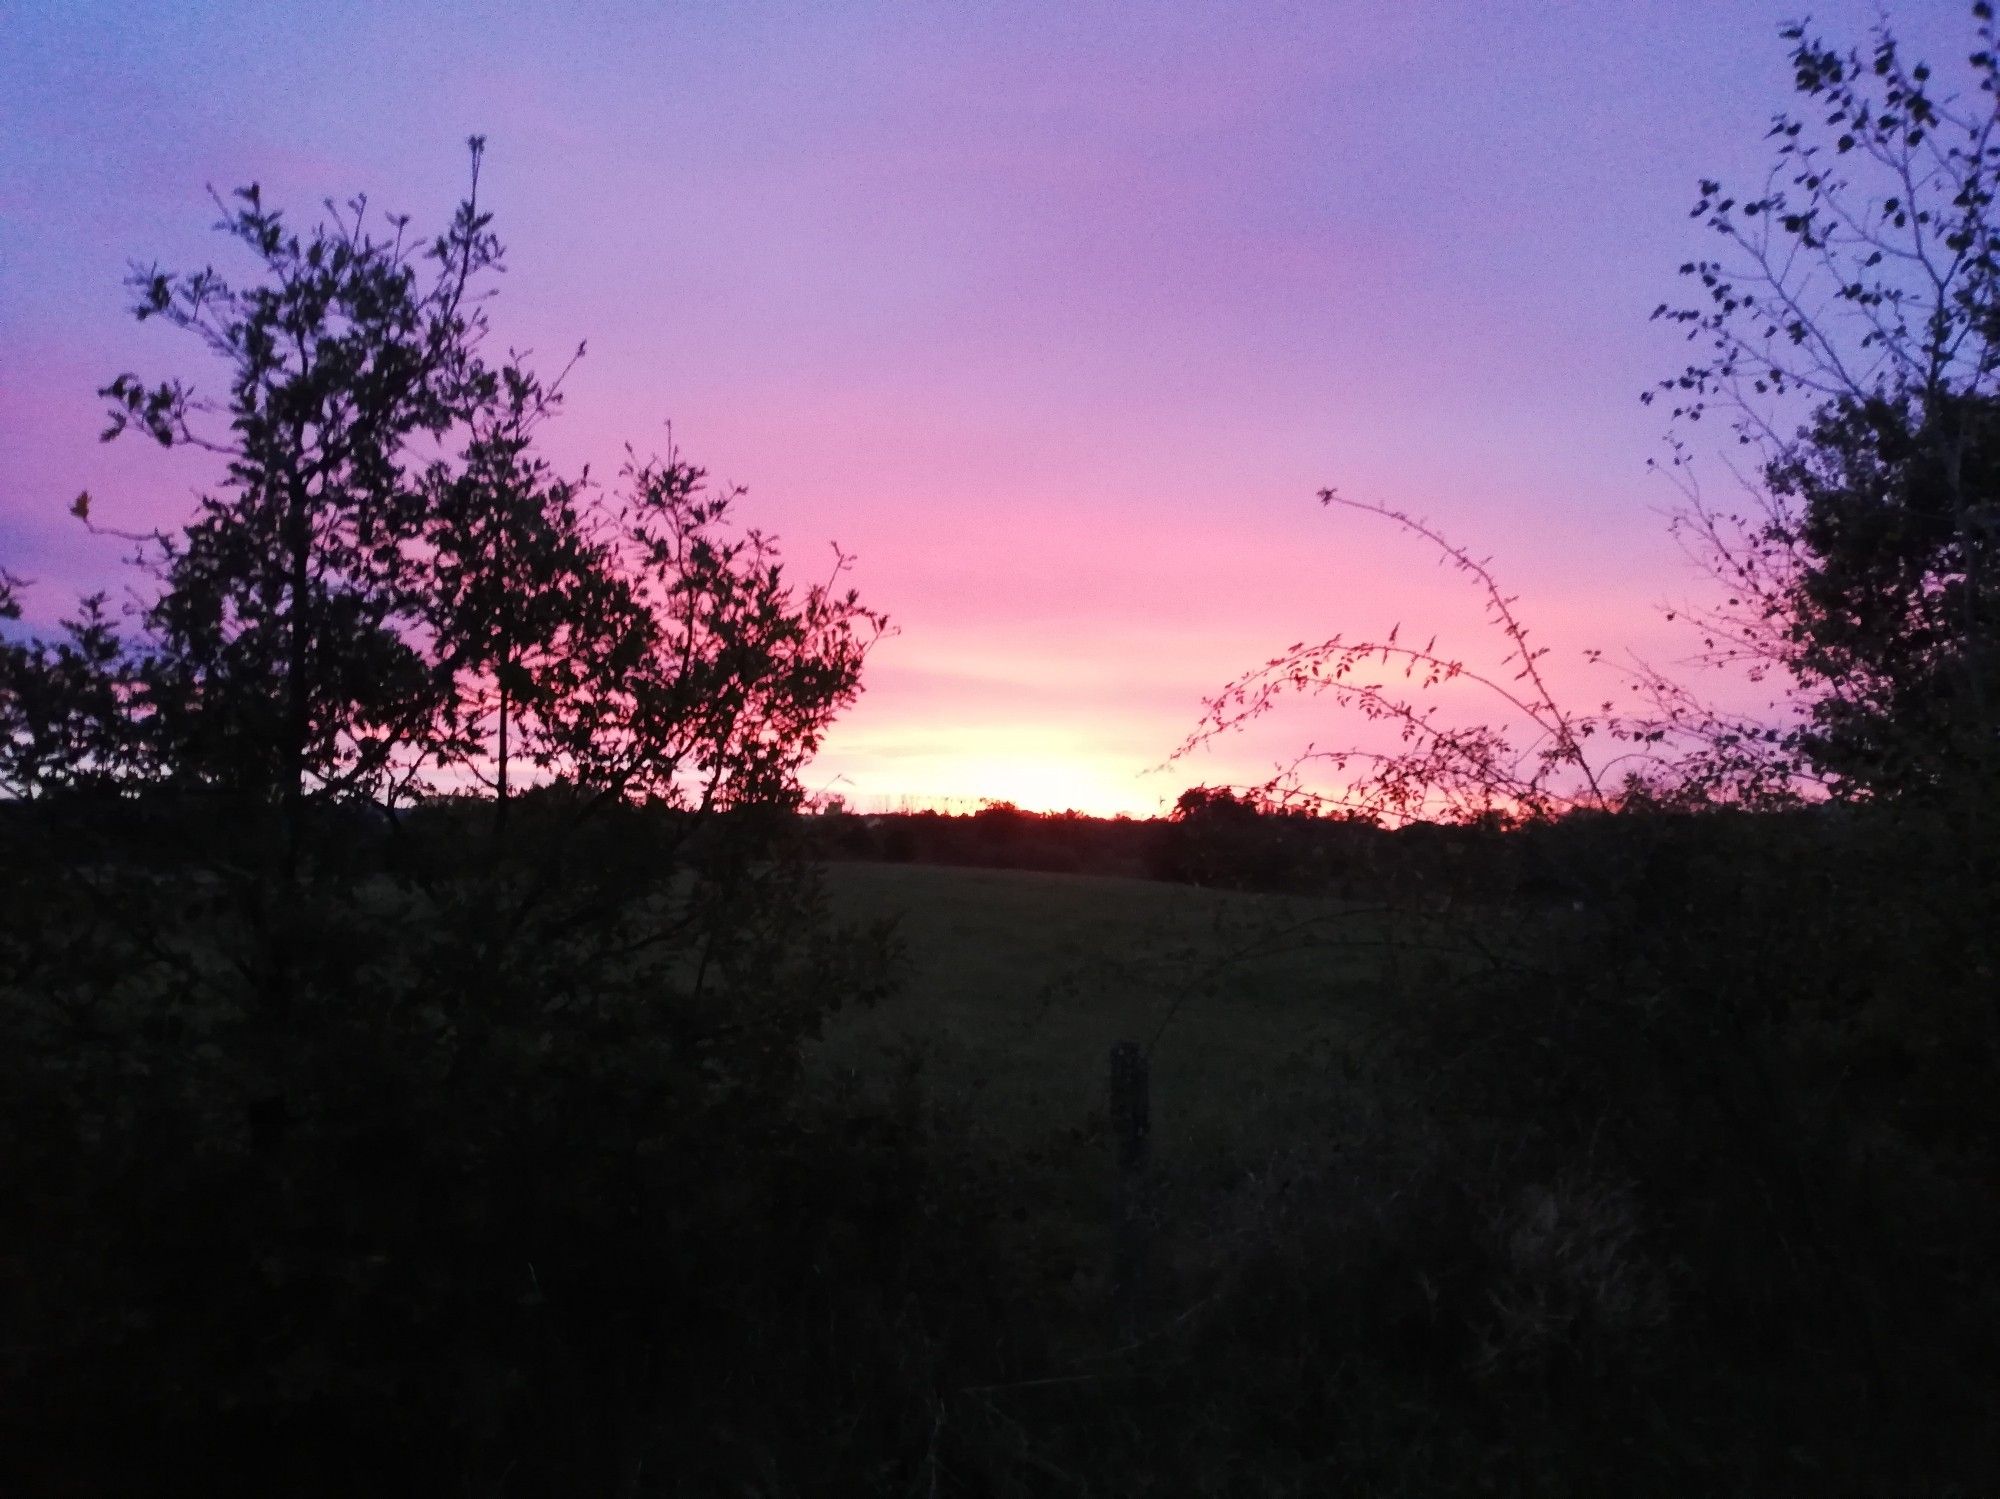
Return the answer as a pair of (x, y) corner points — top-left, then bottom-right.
(1, 2), (1970, 813)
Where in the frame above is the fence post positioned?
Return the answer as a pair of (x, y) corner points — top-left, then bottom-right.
(1109, 1039), (1151, 1337)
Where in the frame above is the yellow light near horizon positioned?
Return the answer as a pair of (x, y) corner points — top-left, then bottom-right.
(953, 756), (1148, 818)
(820, 740), (1165, 819)
(810, 711), (1195, 819)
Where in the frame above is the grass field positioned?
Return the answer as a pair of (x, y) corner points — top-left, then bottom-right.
(810, 861), (1402, 1298)
(817, 862), (1385, 1142)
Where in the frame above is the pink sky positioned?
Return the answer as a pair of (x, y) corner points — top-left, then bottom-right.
(2, 2), (1967, 814)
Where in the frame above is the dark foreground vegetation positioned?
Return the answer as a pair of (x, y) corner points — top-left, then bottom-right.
(4, 7), (1999, 1492)
(3, 795), (1996, 1495)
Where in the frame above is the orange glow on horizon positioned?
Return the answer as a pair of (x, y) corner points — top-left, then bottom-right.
(809, 717), (1184, 818)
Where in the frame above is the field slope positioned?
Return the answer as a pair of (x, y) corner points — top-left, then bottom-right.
(814, 861), (1387, 1169)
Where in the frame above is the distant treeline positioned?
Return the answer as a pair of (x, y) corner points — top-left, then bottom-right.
(804, 788), (1848, 907)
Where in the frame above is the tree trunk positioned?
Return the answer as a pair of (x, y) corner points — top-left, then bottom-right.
(285, 476), (310, 878)
(495, 655), (511, 840)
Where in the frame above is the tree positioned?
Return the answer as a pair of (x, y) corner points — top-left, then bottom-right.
(1650, 4), (2000, 799)
(102, 139), (505, 861)
(545, 449), (881, 816)
(418, 352), (602, 832)
(66, 143), (895, 1050)
(96, 141), (887, 868)
(1, 597), (134, 799)
(1172, 785), (1262, 823)
(0, 574), (145, 800)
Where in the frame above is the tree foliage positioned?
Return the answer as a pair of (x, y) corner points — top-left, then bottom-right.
(0, 589), (139, 799)
(1650, 4), (2000, 798)
(9, 139), (887, 847)
(103, 146), (506, 839)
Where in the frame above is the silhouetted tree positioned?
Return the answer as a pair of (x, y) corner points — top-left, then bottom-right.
(0, 583), (141, 799)
(1172, 785), (1261, 823)
(418, 353), (602, 833)
(554, 450), (881, 814)
(1651, 4), (2000, 798)
(102, 139), (505, 862)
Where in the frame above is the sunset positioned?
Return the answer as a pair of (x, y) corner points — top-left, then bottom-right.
(4, 4), (1997, 1491)
(8, 1), (1971, 816)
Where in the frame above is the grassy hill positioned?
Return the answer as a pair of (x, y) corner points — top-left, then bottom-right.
(809, 862), (1410, 1326)
(815, 862), (1383, 1157)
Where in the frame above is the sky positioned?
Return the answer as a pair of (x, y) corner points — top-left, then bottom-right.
(0, 1), (1975, 815)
